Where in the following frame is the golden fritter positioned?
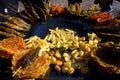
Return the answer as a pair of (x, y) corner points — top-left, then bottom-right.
(12, 48), (50, 79)
(0, 37), (25, 59)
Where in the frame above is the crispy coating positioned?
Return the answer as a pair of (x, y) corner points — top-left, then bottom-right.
(12, 48), (50, 79)
(0, 37), (25, 59)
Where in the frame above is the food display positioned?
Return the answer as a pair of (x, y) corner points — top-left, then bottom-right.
(0, 0), (120, 80)
(9, 28), (99, 79)
(44, 28), (100, 74)
(0, 26), (100, 80)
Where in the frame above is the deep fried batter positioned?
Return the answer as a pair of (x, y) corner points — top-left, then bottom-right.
(12, 48), (50, 79)
(0, 37), (25, 58)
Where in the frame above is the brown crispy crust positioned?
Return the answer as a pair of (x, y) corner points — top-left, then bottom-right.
(0, 50), (12, 59)
(12, 49), (50, 79)
(0, 37), (25, 59)
(91, 50), (120, 74)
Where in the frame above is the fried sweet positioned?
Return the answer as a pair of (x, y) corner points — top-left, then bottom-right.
(0, 37), (25, 59)
(12, 48), (50, 79)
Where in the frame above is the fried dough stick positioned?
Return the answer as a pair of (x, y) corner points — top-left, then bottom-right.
(0, 25), (25, 37)
(0, 22), (29, 32)
(0, 13), (31, 30)
(0, 31), (17, 38)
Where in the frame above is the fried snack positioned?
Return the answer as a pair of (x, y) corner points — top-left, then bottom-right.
(91, 42), (120, 74)
(1, 22), (29, 32)
(0, 25), (25, 38)
(50, 5), (64, 16)
(65, 3), (82, 16)
(45, 28), (100, 74)
(0, 13), (31, 29)
(0, 37), (25, 59)
(90, 12), (113, 23)
(12, 48), (50, 79)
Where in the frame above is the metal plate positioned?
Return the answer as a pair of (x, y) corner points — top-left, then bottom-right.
(26, 17), (91, 80)
(0, 17), (91, 80)
(25, 17), (91, 39)
(25, 17), (120, 80)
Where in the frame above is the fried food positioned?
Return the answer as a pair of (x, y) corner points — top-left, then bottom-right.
(34, 5), (48, 22)
(65, 3), (82, 16)
(0, 25), (25, 37)
(11, 36), (50, 79)
(29, 2), (40, 19)
(12, 47), (50, 79)
(91, 41), (120, 74)
(0, 13), (31, 30)
(90, 12), (113, 23)
(18, 10), (35, 23)
(21, 0), (50, 23)
(8, 17), (31, 30)
(0, 22), (29, 32)
(90, 17), (120, 42)
(64, 4), (100, 19)
(0, 37), (25, 59)
(0, 13), (31, 39)
(25, 36), (49, 51)
(50, 5), (64, 16)
(0, 31), (17, 38)
(45, 28), (100, 74)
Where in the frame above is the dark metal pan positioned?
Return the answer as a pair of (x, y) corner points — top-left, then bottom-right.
(25, 17), (91, 39)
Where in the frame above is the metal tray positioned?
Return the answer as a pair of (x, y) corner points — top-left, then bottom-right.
(0, 17), (120, 80)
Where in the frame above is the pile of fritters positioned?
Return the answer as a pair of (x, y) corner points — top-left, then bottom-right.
(0, 36), (51, 80)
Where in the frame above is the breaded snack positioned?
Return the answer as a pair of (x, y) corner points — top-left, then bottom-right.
(12, 48), (50, 79)
(0, 37), (25, 59)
